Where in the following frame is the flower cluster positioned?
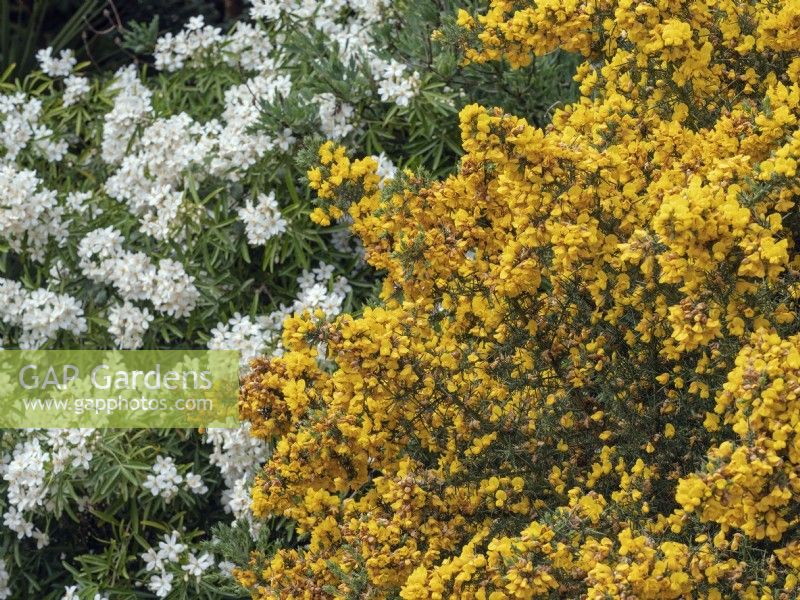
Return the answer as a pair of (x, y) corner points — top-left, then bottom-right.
(0, 0), (577, 596)
(205, 423), (270, 528)
(238, 192), (288, 246)
(140, 530), (214, 598)
(1, 430), (96, 544)
(237, 1), (800, 598)
(142, 455), (210, 503)
(0, 278), (86, 349)
(0, 91), (66, 161)
(0, 164), (66, 261)
(77, 226), (200, 323)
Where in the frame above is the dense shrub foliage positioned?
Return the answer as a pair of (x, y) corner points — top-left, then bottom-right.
(0, 1), (577, 598)
(237, 1), (800, 598)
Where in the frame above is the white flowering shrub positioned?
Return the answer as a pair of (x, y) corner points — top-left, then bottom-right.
(0, 0), (577, 598)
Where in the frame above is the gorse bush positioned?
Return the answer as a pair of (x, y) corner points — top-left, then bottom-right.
(236, 1), (800, 598)
(0, 1), (576, 598)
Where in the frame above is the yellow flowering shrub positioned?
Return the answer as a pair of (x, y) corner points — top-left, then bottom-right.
(236, 1), (800, 598)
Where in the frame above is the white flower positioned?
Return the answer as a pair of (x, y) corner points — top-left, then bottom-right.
(157, 531), (186, 563)
(186, 15), (206, 31)
(60, 585), (79, 600)
(32, 528), (50, 549)
(141, 547), (163, 572)
(70, 445), (93, 470)
(217, 560), (236, 577)
(274, 127), (296, 151)
(147, 572), (174, 598)
(184, 472), (209, 495)
(371, 152), (397, 187)
(182, 552), (214, 577)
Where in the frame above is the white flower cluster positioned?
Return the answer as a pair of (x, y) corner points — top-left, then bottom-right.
(0, 164), (67, 261)
(213, 72), (292, 177)
(35, 48), (77, 77)
(78, 227), (199, 318)
(102, 71), (293, 242)
(101, 66), (154, 164)
(208, 313), (279, 365)
(223, 21), (277, 71)
(315, 92), (356, 140)
(107, 301), (154, 349)
(105, 113), (218, 240)
(142, 455), (208, 503)
(48, 429), (96, 472)
(292, 262), (353, 319)
(370, 57), (421, 107)
(141, 531), (214, 598)
(62, 75), (90, 107)
(154, 16), (225, 71)
(2, 439), (48, 538)
(0, 92), (67, 161)
(155, 17), (275, 73)
(0, 430), (96, 543)
(204, 423), (269, 534)
(238, 191), (288, 245)
(0, 278), (87, 348)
